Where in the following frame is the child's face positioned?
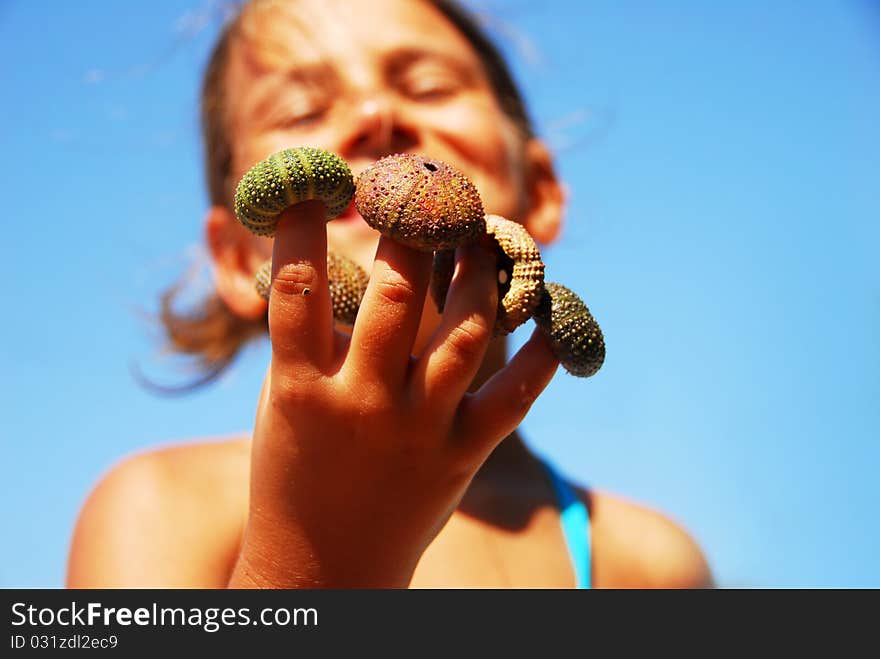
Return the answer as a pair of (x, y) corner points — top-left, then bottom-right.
(224, 0), (532, 270)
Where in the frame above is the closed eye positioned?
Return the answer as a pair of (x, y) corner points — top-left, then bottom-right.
(403, 75), (459, 101)
(262, 91), (329, 130)
(389, 52), (475, 103)
(266, 106), (325, 129)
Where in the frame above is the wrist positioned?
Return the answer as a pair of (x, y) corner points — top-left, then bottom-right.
(229, 511), (417, 589)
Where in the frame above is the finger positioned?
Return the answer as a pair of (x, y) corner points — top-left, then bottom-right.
(268, 200), (335, 368)
(455, 327), (558, 461)
(346, 235), (433, 383)
(410, 241), (498, 410)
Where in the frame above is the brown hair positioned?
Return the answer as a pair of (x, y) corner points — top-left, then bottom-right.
(158, 0), (535, 389)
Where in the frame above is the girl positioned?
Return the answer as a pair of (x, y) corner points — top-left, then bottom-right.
(67, 0), (712, 588)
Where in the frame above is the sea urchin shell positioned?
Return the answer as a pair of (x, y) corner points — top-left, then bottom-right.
(234, 146), (355, 236)
(354, 154), (485, 251)
(484, 215), (545, 335)
(430, 215), (544, 336)
(533, 282), (605, 377)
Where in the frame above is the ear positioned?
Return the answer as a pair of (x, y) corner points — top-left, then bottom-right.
(520, 139), (565, 245)
(204, 206), (268, 320)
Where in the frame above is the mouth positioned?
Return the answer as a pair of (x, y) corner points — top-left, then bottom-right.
(334, 197), (363, 223)
(330, 198), (378, 239)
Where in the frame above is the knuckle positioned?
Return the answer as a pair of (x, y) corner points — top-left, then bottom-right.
(373, 270), (419, 307)
(445, 316), (491, 363)
(270, 369), (324, 407)
(354, 386), (397, 418)
(272, 262), (320, 297)
(513, 379), (543, 415)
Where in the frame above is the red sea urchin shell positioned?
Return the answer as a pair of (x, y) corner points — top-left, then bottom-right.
(354, 154), (485, 251)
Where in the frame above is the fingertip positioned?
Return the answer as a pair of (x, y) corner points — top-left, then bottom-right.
(525, 324), (559, 364)
(516, 325), (561, 385)
(373, 234), (433, 283)
(272, 200), (328, 269)
(458, 237), (497, 280)
(448, 240), (499, 316)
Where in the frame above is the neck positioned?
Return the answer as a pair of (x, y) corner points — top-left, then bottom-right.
(478, 430), (533, 475)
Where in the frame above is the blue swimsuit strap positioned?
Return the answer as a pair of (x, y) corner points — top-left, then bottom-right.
(542, 460), (592, 589)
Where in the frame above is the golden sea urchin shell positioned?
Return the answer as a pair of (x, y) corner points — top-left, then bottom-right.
(430, 215), (544, 336)
(354, 154), (485, 251)
(484, 215), (545, 335)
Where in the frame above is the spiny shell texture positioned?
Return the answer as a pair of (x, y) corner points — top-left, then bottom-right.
(534, 282), (605, 378)
(327, 251), (370, 325)
(430, 216), (544, 336)
(254, 252), (369, 326)
(255, 259), (273, 300)
(485, 215), (544, 335)
(354, 154), (485, 251)
(234, 146), (355, 236)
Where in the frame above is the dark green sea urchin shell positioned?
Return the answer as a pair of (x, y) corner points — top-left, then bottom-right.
(533, 282), (605, 378)
(234, 146), (355, 236)
(354, 153), (485, 251)
(254, 252), (369, 325)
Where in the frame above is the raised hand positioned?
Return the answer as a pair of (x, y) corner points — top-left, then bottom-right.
(229, 148), (560, 588)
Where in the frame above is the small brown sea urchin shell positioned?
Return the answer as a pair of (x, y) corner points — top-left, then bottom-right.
(354, 154), (485, 251)
(254, 252), (369, 326)
(255, 259), (273, 300)
(327, 251), (370, 325)
(533, 282), (605, 378)
(430, 215), (544, 336)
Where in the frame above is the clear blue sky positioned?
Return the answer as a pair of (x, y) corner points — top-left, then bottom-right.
(1, 1), (878, 588)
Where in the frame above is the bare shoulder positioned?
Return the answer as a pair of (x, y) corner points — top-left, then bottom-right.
(586, 488), (714, 589)
(67, 435), (250, 588)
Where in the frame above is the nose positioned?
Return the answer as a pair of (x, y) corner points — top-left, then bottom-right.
(342, 93), (417, 161)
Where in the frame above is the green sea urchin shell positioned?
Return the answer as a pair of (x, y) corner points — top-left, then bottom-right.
(234, 146), (355, 236)
(354, 153), (485, 251)
(254, 253), (369, 326)
(533, 282), (605, 378)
